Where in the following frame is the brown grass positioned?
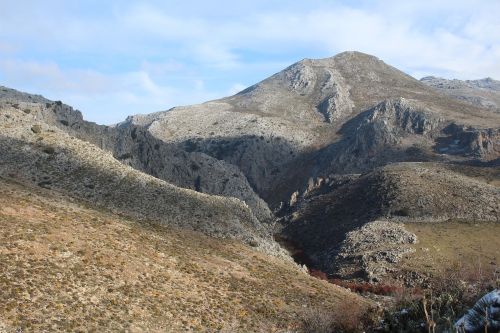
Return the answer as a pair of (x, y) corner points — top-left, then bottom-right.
(402, 221), (500, 279)
(0, 177), (368, 332)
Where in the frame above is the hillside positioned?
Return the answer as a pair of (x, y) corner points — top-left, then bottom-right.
(123, 52), (500, 206)
(279, 162), (500, 281)
(1, 50), (500, 332)
(0, 176), (367, 332)
(0, 96), (276, 250)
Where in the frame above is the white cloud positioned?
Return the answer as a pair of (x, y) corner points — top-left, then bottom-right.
(0, 59), (216, 123)
(1, 1), (499, 123)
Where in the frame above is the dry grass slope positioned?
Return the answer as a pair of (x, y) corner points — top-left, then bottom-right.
(0, 177), (368, 332)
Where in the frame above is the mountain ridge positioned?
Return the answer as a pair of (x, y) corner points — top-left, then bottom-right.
(1, 50), (499, 331)
(2, 50), (500, 274)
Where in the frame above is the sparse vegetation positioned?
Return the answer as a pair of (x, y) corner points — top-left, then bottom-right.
(1, 49), (499, 333)
(0, 177), (367, 332)
(298, 301), (377, 333)
(381, 261), (499, 332)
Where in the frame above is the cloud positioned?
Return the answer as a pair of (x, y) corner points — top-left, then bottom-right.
(0, 59), (216, 123)
(0, 1), (499, 124)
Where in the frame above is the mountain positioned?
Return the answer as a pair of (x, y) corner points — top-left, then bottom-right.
(0, 85), (370, 332)
(1, 51), (499, 331)
(125, 52), (499, 207)
(119, 51), (499, 282)
(421, 76), (500, 112)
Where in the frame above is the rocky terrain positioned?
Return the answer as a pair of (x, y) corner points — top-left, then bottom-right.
(279, 161), (499, 280)
(1, 51), (499, 332)
(0, 87), (273, 222)
(0, 96), (278, 251)
(421, 76), (500, 112)
(124, 52), (499, 208)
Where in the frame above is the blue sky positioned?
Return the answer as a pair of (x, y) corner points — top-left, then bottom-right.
(1, 1), (499, 124)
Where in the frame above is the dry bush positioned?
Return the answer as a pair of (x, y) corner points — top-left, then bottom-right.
(299, 308), (336, 333)
(330, 278), (402, 296)
(382, 261), (499, 332)
(299, 302), (375, 333)
(309, 269), (328, 281)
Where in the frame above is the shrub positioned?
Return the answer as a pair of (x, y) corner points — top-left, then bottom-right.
(382, 261), (499, 332)
(43, 146), (56, 155)
(309, 269), (328, 281)
(299, 308), (336, 333)
(329, 278), (402, 296)
(299, 302), (375, 333)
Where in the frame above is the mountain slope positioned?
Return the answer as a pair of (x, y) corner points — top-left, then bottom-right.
(0, 97), (276, 250)
(125, 52), (500, 207)
(0, 86), (273, 221)
(421, 76), (500, 112)
(280, 162), (499, 278)
(1, 51), (499, 290)
(0, 176), (367, 332)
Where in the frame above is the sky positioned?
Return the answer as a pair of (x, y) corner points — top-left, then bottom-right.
(1, 1), (499, 124)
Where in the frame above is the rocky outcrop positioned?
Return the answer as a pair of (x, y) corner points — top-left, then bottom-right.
(316, 69), (354, 123)
(353, 98), (442, 144)
(334, 221), (417, 281)
(282, 61), (317, 94)
(319, 98), (444, 175)
(436, 123), (500, 160)
(113, 120), (273, 221)
(281, 162), (500, 276)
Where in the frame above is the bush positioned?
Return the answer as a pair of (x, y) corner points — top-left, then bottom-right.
(299, 302), (375, 333)
(299, 308), (336, 333)
(329, 278), (402, 296)
(381, 261), (499, 332)
(43, 146), (56, 155)
(309, 269), (328, 281)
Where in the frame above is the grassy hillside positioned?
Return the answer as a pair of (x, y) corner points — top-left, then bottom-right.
(0, 177), (367, 332)
(401, 221), (500, 280)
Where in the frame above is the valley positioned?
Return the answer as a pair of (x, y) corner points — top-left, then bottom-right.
(0, 51), (499, 332)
